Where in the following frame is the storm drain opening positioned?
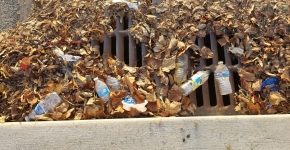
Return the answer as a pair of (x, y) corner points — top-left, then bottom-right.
(105, 16), (240, 115)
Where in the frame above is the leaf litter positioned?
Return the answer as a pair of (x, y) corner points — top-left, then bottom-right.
(1, 0), (290, 122)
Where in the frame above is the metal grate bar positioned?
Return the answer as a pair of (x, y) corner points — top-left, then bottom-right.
(128, 18), (137, 67)
(116, 17), (124, 62)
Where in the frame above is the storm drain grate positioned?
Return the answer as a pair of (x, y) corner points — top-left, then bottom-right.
(99, 17), (240, 116)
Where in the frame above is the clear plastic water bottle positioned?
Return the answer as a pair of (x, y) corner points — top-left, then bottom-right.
(25, 92), (62, 121)
(180, 71), (210, 96)
(106, 76), (120, 91)
(215, 61), (232, 95)
(174, 54), (188, 85)
(94, 77), (110, 102)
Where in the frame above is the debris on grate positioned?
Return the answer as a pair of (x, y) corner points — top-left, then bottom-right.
(0, 0), (290, 122)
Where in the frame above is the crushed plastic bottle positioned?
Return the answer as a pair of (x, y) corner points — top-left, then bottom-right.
(215, 61), (232, 95)
(180, 70), (210, 96)
(106, 76), (120, 91)
(174, 54), (188, 85)
(94, 77), (110, 102)
(260, 77), (279, 92)
(25, 92), (61, 121)
(122, 95), (148, 112)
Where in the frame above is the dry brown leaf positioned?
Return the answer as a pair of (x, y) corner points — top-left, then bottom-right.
(238, 69), (255, 81)
(35, 115), (53, 121)
(83, 105), (100, 119)
(74, 109), (83, 120)
(51, 111), (63, 120)
(145, 92), (157, 102)
(128, 108), (139, 117)
(163, 98), (181, 115)
(62, 108), (75, 119)
(281, 69), (290, 82)
(114, 105), (125, 114)
(181, 96), (191, 109)
(247, 103), (260, 115)
(55, 102), (69, 113)
(200, 46), (213, 59)
(217, 37), (228, 46)
(0, 116), (5, 123)
(269, 92), (286, 106)
(110, 90), (127, 106)
(146, 102), (158, 112)
(186, 104), (196, 114)
(123, 65), (137, 74)
(267, 108), (277, 114)
(229, 47), (244, 56)
(252, 80), (262, 92)
(168, 84), (182, 101)
(161, 56), (176, 72)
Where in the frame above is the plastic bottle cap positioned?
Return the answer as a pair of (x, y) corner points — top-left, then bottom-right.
(93, 77), (99, 81)
(218, 61), (224, 65)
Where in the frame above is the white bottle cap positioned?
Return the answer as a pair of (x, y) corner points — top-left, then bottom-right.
(218, 61), (224, 65)
(93, 77), (99, 81)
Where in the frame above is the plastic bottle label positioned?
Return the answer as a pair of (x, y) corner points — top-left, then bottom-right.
(215, 71), (230, 78)
(34, 105), (45, 115)
(123, 97), (136, 104)
(97, 87), (109, 97)
(191, 76), (201, 90)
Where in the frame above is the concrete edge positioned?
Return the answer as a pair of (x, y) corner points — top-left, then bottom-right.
(0, 115), (290, 150)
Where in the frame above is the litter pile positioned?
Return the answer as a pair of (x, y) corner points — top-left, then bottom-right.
(0, 0), (290, 122)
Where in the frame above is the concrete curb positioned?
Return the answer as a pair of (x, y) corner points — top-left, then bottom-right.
(0, 115), (289, 150)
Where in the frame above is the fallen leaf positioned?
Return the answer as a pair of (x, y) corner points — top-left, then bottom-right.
(238, 69), (255, 81)
(161, 56), (176, 72)
(55, 102), (69, 113)
(146, 102), (158, 112)
(168, 84), (182, 101)
(164, 98), (181, 115)
(199, 46), (213, 59)
(269, 92), (286, 105)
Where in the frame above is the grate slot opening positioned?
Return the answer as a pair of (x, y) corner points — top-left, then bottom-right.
(136, 43), (143, 67)
(217, 44), (226, 63)
(208, 73), (217, 106)
(111, 36), (116, 57)
(124, 17), (129, 30)
(231, 54), (239, 65)
(223, 95), (230, 106)
(196, 85), (203, 107)
(233, 72), (240, 92)
(204, 34), (212, 66)
(99, 41), (104, 56)
(124, 36), (129, 65)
